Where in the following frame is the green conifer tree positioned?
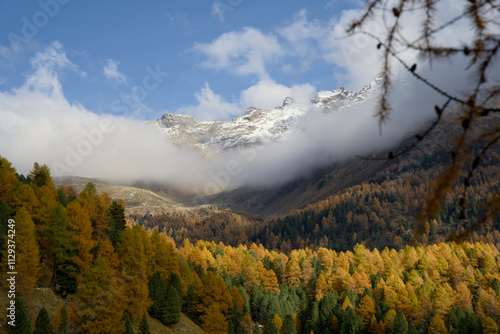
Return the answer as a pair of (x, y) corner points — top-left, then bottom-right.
(164, 285), (181, 325)
(108, 201), (126, 248)
(33, 307), (52, 334)
(282, 314), (297, 334)
(138, 313), (151, 334)
(262, 320), (278, 334)
(7, 298), (32, 334)
(391, 310), (408, 334)
(148, 271), (167, 320)
(122, 313), (134, 334)
(340, 307), (363, 334)
(168, 272), (183, 301)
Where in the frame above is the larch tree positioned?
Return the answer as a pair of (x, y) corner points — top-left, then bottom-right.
(49, 203), (77, 295)
(29, 163), (56, 190)
(483, 316), (499, 334)
(118, 226), (151, 320)
(0, 200), (11, 262)
(427, 314), (448, 334)
(33, 184), (58, 262)
(241, 312), (255, 334)
(14, 207), (42, 296)
(0, 157), (18, 208)
(284, 257), (302, 288)
(201, 304), (228, 334)
(151, 229), (179, 279)
(66, 200), (95, 282)
(256, 262), (280, 294)
(272, 314), (282, 333)
(315, 271), (329, 300)
(71, 255), (125, 334)
(52, 304), (69, 334)
(357, 294), (376, 328)
(194, 272), (233, 320)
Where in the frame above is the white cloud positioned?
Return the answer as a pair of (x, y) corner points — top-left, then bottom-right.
(23, 41), (81, 98)
(174, 83), (241, 120)
(277, 9), (334, 58)
(240, 79), (316, 110)
(103, 58), (128, 85)
(0, 43), (207, 185)
(192, 27), (283, 79)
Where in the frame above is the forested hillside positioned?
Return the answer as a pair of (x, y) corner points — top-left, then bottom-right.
(2, 156), (500, 333)
(132, 150), (500, 253)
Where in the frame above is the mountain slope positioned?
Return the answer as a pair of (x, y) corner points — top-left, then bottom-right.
(147, 76), (382, 157)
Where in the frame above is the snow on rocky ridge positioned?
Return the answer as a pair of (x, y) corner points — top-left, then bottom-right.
(147, 77), (382, 157)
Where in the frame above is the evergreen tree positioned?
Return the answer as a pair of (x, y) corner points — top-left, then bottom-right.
(57, 189), (69, 207)
(138, 313), (151, 334)
(7, 297), (32, 334)
(262, 320), (279, 334)
(33, 307), (52, 334)
(108, 200), (126, 248)
(148, 271), (168, 320)
(391, 310), (408, 334)
(282, 314), (297, 334)
(164, 285), (181, 325)
(340, 307), (363, 334)
(168, 272), (183, 301)
(122, 313), (134, 334)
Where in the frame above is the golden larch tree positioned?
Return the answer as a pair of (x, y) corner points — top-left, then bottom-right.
(483, 316), (499, 334)
(427, 315), (448, 334)
(357, 295), (376, 328)
(71, 255), (125, 334)
(66, 200), (95, 281)
(12, 207), (42, 296)
(118, 225), (151, 320)
(201, 304), (228, 334)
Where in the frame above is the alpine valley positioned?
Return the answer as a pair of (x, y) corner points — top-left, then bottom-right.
(3, 79), (500, 334)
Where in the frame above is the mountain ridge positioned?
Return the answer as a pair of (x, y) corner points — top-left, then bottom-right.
(147, 76), (383, 157)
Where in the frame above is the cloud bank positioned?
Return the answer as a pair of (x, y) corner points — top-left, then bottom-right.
(1, 0), (498, 195)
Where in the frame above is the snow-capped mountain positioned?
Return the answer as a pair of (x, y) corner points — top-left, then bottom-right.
(147, 77), (382, 157)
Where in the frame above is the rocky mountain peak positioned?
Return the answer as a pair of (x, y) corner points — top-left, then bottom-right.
(149, 77), (382, 157)
(283, 96), (295, 107)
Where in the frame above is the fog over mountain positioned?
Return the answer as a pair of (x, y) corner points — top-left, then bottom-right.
(1, 0), (497, 194)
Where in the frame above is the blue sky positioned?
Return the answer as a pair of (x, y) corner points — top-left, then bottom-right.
(0, 0), (364, 121)
(0, 0), (493, 183)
